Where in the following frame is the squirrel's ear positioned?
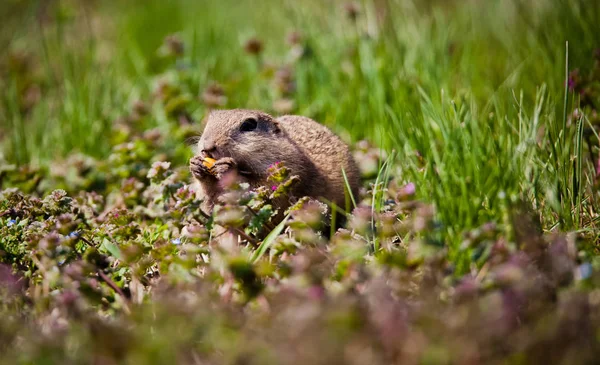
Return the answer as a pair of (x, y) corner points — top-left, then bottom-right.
(271, 120), (281, 134)
(201, 111), (213, 128)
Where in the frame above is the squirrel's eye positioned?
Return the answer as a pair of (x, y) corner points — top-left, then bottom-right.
(240, 118), (258, 132)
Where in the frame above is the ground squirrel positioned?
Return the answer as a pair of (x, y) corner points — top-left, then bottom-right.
(190, 109), (360, 223)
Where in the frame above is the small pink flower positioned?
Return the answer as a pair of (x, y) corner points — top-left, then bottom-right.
(396, 182), (416, 202)
(403, 182), (416, 195)
(271, 185), (278, 191)
(307, 285), (325, 300)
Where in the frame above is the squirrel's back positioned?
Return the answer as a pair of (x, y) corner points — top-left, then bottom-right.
(277, 115), (360, 210)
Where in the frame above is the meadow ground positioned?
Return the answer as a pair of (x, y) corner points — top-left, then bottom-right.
(1, 0), (600, 363)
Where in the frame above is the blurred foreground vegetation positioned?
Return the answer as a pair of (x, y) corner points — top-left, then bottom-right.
(1, 0), (600, 363)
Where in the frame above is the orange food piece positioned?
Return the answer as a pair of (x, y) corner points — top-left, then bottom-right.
(202, 157), (216, 168)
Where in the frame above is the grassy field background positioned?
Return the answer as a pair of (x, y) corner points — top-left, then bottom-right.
(3, 0), (599, 242)
(1, 0), (600, 363)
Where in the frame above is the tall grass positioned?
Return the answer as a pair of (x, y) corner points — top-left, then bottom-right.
(1, 0), (599, 246)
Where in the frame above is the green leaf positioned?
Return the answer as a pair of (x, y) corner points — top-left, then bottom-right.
(251, 214), (289, 263)
(101, 238), (123, 261)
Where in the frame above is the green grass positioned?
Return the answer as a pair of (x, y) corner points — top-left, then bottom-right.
(1, 0), (600, 248)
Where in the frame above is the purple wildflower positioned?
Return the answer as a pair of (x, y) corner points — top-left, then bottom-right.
(567, 69), (580, 91)
(307, 285), (325, 300)
(403, 182), (416, 195)
(397, 182), (416, 201)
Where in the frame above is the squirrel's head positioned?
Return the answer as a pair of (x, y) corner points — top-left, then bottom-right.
(197, 109), (284, 174)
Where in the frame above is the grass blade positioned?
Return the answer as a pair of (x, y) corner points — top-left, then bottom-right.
(251, 215), (289, 263)
(342, 167), (358, 210)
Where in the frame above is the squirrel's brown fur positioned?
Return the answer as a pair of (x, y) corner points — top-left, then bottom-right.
(190, 109), (360, 221)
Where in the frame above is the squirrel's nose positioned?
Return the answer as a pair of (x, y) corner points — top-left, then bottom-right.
(201, 140), (216, 156)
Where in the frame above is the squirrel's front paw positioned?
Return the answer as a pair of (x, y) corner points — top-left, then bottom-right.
(211, 157), (237, 179)
(190, 156), (212, 180)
